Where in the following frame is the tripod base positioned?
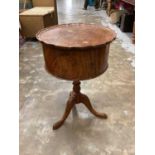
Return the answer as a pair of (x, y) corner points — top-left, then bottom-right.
(53, 81), (107, 130)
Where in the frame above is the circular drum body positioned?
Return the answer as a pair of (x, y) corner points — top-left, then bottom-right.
(42, 43), (110, 80)
(36, 23), (116, 81)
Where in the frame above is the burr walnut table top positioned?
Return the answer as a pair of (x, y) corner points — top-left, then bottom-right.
(36, 23), (116, 49)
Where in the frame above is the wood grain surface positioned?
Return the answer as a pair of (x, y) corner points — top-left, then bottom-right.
(36, 23), (116, 49)
(37, 23), (116, 81)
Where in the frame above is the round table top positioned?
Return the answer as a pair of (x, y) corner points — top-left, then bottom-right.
(36, 23), (116, 49)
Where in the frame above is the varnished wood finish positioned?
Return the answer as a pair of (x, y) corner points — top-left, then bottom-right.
(37, 23), (115, 49)
(37, 23), (116, 130)
(53, 81), (107, 130)
(42, 44), (110, 80)
(37, 23), (116, 81)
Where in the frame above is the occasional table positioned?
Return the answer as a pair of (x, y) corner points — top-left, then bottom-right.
(36, 23), (116, 130)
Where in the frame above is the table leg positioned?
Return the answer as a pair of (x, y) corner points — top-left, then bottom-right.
(53, 98), (75, 130)
(80, 93), (107, 119)
(53, 80), (107, 130)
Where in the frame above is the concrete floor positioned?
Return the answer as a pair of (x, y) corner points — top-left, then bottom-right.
(19, 0), (135, 155)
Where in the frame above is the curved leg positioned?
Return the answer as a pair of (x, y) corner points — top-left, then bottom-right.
(53, 80), (107, 130)
(81, 94), (107, 119)
(53, 98), (75, 130)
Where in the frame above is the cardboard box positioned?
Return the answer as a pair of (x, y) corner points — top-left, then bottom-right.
(19, 7), (56, 38)
(32, 0), (54, 7)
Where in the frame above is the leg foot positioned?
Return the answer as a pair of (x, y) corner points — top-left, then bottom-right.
(81, 94), (107, 119)
(53, 98), (75, 130)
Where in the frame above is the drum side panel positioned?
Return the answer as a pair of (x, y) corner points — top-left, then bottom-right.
(42, 44), (110, 80)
